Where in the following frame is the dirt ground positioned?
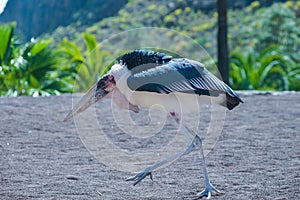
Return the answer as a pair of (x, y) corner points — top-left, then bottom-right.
(1, 92), (299, 200)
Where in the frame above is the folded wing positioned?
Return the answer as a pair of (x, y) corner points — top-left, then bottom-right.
(127, 58), (243, 109)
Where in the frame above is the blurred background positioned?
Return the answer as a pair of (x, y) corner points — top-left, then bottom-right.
(0, 0), (299, 96)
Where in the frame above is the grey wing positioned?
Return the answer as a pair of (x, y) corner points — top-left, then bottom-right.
(127, 59), (243, 109)
(127, 59), (241, 99)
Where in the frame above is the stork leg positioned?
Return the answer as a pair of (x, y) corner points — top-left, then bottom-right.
(171, 112), (221, 199)
(126, 112), (220, 199)
(126, 134), (197, 185)
(193, 136), (221, 199)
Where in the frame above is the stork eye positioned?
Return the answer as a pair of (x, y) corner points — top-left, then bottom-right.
(97, 81), (106, 89)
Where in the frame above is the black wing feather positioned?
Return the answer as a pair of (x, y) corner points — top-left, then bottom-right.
(127, 58), (243, 109)
(120, 49), (172, 71)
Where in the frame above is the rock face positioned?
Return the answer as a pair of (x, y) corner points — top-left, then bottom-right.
(0, 0), (127, 40)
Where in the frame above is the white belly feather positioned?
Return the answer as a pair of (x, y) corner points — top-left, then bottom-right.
(113, 66), (226, 114)
(130, 91), (226, 113)
(117, 79), (225, 113)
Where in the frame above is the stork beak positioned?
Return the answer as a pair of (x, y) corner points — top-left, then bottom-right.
(63, 75), (115, 122)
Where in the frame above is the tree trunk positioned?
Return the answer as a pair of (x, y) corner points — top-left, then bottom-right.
(217, 0), (229, 85)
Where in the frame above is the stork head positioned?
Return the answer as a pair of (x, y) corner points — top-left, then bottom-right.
(63, 73), (116, 121)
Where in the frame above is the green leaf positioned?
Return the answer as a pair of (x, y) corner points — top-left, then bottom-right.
(0, 22), (16, 65)
(29, 75), (39, 88)
(84, 33), (97, 54)
(29, 39), (52, 56)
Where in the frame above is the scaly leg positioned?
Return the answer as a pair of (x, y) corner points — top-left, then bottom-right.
(126, 112), (195, 185)
(127, 112), (221, 199)
(126, 134), (197, 185)
(172, 112), (221, 199)
(193, 135), (221, 199)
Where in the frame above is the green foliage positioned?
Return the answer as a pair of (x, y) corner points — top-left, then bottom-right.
(230, 45), (298, 91)
(49, 0), (217, 55)
(229, 3), (300, 61)
(228, 3), (300, 91)
(0, 22), (16, 65)
(0, 23), (73, 96)
(0, 22), (112, 96)
(288, 67), (300, 91)
(57, 33), (112, 92)
(47, 1), (300, 65)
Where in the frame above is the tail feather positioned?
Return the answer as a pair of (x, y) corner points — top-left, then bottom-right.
(226, 93), (243, 110)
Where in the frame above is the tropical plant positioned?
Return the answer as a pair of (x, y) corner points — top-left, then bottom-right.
(0, 22), (16, 95)
(0, 22), (73, 96)
(0, 22), (16, 66)
(57, 33), (112, 92)
(287, 66), (300, 91)
(229, 3), (300, 61)
(229, 45), (299, 91)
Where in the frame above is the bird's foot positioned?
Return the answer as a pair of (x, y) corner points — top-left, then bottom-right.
(194, 182), (222, 199)
(126, 167), (153, 186)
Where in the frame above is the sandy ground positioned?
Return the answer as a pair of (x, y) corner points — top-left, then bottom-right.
(0, 92), (299, 200)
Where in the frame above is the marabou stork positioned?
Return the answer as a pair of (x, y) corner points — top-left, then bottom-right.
(64, 50), (243, 199)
